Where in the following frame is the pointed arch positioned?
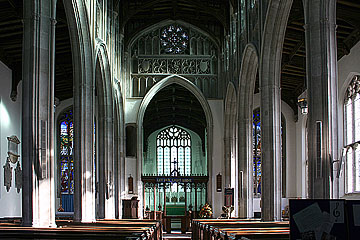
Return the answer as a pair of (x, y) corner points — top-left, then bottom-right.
(62, 0), (95, 223)
(224, 82), (238, 216)
(237, 43), (259, 218)
(136, 75), (214, 216)
(224, 83), (237, 185)
(94, 41), (116, 219)
(259, 0), (293, 221)
(113, 84), (125, 219)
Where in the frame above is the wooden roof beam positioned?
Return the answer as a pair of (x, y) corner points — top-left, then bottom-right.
(337, 0), (360, 9)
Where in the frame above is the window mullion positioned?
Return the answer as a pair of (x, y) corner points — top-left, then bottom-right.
(353, 97), (356, 192)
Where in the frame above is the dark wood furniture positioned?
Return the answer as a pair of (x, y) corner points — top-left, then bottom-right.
(192, 219), (289, 240)
(0, 219), (162, 240)
(122, 197), (139, 219)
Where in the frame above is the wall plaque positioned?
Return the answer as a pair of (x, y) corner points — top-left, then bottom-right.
(3, 158), (12, 192)
(216, 173), (222, 192)
(224, 188), (234, 207)
(128, 175), (134, 194)
(7, 135), (20, 164)
(15, 162), (22, 193)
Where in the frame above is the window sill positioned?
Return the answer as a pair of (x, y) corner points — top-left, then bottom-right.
(341, 192), (360, 200)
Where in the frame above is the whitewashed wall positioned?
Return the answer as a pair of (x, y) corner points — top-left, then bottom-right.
(208, 100), (224, 217)
(0, 61), (22, 217)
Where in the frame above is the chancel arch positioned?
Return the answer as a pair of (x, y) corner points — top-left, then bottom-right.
(137, 75), (213, 218)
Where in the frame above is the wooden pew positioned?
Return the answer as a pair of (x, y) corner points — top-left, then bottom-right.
(0, 219), (162, 240)
(192, 219), (289, 240)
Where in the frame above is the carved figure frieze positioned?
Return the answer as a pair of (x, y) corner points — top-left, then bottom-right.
(137, 57), (214, 75)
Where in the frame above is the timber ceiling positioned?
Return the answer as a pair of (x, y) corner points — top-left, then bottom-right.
(0, 0), (72, 102)
(281, 0), (360, 112)
(121, 0), (228, 47)
(0, 0), (359, 117)
(143, 83), (207, 150)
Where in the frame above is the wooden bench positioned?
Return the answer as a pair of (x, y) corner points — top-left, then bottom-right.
(192, 219), (289, 240)
(0, 219), (162, 240)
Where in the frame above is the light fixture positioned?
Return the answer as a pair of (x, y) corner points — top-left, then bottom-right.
(297, 98), (308, 114)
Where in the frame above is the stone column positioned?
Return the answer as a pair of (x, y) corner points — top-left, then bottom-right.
(238, 44), (258, 219)
(303, 0), (338, 199)
(105, 102), (115, 219)
(73, 72), (96, 223)
(97, 103), (106, 219)
(260, 85), (282, 221)
(22, 0), (56, 227)
(224, 136), (231, 187)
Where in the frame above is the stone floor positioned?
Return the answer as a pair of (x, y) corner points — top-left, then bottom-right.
(163, 230), (191, 240)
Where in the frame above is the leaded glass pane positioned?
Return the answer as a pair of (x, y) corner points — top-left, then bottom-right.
(347, 147), (354, 193)
(185, 147), (191, 175)
(356, 145), (360, 192)
(156, 126), (191, 176)
(164, 147), (170, 175)
(157, 147), (164, 175)
(355, 94), (360, 142)
(178, 147), (184, 175)
(346, 99), (353, 145)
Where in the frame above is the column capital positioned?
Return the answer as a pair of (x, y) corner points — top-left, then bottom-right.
(50, 18), (57, 26)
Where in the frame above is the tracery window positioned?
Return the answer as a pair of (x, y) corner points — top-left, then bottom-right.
(59, 108), (74, 194)
(344, 75), (360, 193)
(157, 126), (191, 176)
(160, 25), (189, 54)
(130, 23), (219, 98)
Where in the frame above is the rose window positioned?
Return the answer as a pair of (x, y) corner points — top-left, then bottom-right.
(160, 25), (189, 54)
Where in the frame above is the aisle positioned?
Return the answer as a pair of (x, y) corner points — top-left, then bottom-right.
(163, 230), (191, 240)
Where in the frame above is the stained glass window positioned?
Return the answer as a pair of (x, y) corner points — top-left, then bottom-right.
(160, 25), (189, 54)
(252, 109), (286, 197)
(59, 108), (74, 194)
(344, 75), (360, 193)
(253, 109), (261, 196)
(157, 126), (191, 176)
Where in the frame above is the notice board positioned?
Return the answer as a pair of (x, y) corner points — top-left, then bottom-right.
(289, 199), (347, 239)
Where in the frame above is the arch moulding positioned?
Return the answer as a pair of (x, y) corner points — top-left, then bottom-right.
(136, 74), (214, 216)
